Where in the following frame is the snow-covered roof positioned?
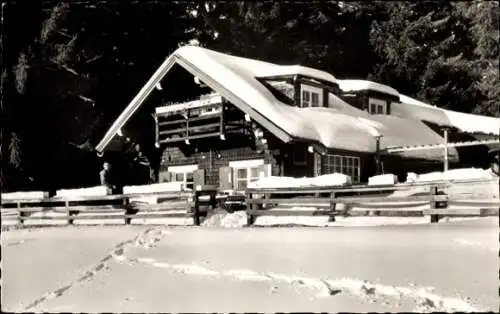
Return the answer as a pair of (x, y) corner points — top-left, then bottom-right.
(257, 65), (339, 83)
(337, 79), (400, 98)
(95, 46), (457, 161)
(189, 48), (339, 84)
(393, 94), (500, 136)
(317, 95), (459, 160)
(337, 80), (499, 136)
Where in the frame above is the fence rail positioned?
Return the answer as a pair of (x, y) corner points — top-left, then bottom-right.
(1, 187), (218, 227)
(245, 181), (499, 225)
(2, 179), (498, 228)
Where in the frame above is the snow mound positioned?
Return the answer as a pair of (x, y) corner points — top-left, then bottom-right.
(406, 172), (418, 183)
(2, 191), (49, 201)
(413, 168), (497, 183)
(248, 173), (351, 189)
(201, 211), (227, 227)
(220, 211), (248, 228)
(56, 186), (109, 198)
(368, 174), (398, 186)
(123, 182), (188, 195)
(201, 210), (247, 228)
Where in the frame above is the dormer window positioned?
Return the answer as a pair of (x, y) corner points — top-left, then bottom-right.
(300, 84), (323, 108)
(368, 97), (388, 114)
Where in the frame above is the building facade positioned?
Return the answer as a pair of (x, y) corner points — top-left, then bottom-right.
(94, 46), (500, 191)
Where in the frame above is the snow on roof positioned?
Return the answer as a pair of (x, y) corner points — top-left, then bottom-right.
(95, 46), (456, 161)
(394, 94), (500, 136)
(96, 46), (343, 152)
(258, 65), (339, 83)
(337, 79), (400, 98)
(336, 80), (499, 136)
(320, 95), (459, 160)
(192, 48), (339, 84)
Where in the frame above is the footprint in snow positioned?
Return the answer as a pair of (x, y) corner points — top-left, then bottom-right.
(361, 284), (376, 295)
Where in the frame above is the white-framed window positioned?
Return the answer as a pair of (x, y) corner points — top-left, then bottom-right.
(368, 98), (387, 114)
(167, 164), (198, 189)
(229, 159), (271, 190)
(322, 154), (361, 183)
(300, 84), (323, 108)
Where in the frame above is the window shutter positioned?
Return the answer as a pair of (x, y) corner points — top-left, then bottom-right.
(193, 169), (205, 188)
(314, 153), (322, 176)
(323, 88), (328, 107)
(232, 167), (239, 190)
(257, 164), (269, 179)
(159, 171), (173, 182)
(219, 167), (233, 190)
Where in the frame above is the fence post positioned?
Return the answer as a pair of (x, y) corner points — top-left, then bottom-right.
(429, 186), (440, 223)
(210, 190), (217, 210)
(246, 191), (254, 226)
(18, 201), (24, 225)
(329, 191), (336, 222)
(66, 200), (74, 225)
(193, 190), (200, 226)
(263, 193), (269, 209)
(124, 196), (132, 225)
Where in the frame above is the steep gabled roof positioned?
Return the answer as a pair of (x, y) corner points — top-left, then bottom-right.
(96, 46), (339, 152)
(95, 46), (457, 161)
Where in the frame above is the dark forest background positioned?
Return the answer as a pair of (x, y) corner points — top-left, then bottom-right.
(1, 1), (498, 192)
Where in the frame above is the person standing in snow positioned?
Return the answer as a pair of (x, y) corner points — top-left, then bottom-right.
(100, 162), (117, 194)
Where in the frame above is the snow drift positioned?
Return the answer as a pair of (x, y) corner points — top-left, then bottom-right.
(248, 173), (352, 189)
(368, 174), (398, 186)
(202, 210), (247, 228)
(411, 168), (498, 183)
(56, 186), (110, 198)
(123, 182), (188, 195)
(2, 191), (49, 201)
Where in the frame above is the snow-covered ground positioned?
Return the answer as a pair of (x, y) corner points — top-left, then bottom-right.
(2, 191), (49, 201)
(2, 218), (498, 312)
(413, 168), (498, 183)
(248, 167), (497, 189)
(248, 173), (351, 189)
(56, 186), (110, 197)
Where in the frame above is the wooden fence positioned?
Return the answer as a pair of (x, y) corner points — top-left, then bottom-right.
(1, 187), (218, 227)
(2, 179), (498, 228)
(245, 179), (500, 225)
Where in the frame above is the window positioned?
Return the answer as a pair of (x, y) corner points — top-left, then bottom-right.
(368, 98), (387, 114)
(323, 154), (360, 183)
(229, 159), (271, 190)
(300, 84), (323, 108)
(311, 93), (319, 107)
(302, 90), (310, 107)
(292, 146), (307, 166)
(167, 164), (198, 189)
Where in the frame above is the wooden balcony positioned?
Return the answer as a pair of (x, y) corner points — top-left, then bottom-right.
(155, 94), (249, 144)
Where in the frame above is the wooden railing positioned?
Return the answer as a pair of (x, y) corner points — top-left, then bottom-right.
(2, 179), (497, 228)
(1, 186), (219, 227)
(245, 179), (499, 225)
